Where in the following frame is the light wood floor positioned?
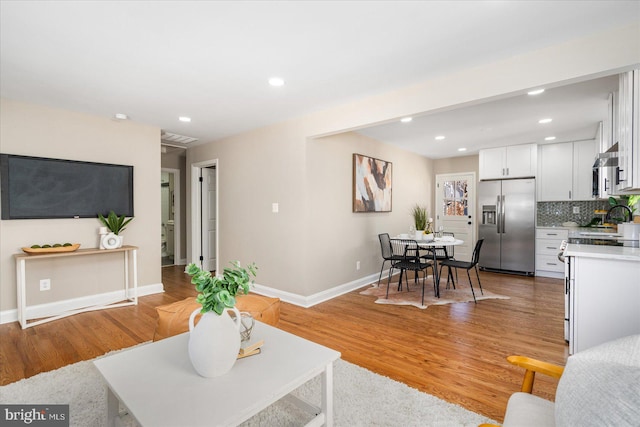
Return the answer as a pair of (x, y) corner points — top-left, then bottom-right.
(0, 265), (568, 423)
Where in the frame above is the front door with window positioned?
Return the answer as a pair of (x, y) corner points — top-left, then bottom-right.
(435, 173), (476, 262)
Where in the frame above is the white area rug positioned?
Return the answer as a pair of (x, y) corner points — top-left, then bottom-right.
(0, 347), (497, 426)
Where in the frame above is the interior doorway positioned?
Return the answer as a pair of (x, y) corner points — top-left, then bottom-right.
(161, 168), (181, 267)
(190, 160), (218, 273)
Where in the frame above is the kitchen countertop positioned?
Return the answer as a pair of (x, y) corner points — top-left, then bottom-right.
(565, 243), (640, 262)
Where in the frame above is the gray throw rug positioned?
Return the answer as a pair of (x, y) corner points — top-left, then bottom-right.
(0, 347), (496, 426)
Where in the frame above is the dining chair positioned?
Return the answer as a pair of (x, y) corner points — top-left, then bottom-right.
(439, 238), (484, 303)
(377, 233), (405, 287)
(421, 231), (455, 285)
(387, 239), (438, 305)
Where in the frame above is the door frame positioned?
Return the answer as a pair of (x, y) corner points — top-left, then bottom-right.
(161, 167), (181, 266)
(190, 159), (219, 273)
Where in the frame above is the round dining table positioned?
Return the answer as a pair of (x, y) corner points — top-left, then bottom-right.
(391, 236), (464, 298)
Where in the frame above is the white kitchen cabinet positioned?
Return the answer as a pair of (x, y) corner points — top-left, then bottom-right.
(538, 140), (597, 201)
(614, 69), (640, 193)
(479, 144), (537, 180)
(538, 142), (573, 201)
(535, 228), (568, 278)
(567, 253), (640, 354)
(573, 139), (598, 200)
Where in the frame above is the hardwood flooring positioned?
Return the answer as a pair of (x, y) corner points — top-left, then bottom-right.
(0, 265), (568, 423)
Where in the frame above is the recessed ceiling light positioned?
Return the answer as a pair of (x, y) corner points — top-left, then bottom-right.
(113, 113), (129, 120)
(400, 117), (412, 123)
(528, 89), (545, 95)
(179, 116), (191, 123)
(545, 136), (556, 141)
(435, 135), (445, 140)
(538, 118), (553, 124)
(457, 148), (467, 152)
(269, 77), (285, 87)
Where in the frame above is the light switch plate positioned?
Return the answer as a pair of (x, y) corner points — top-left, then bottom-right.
(272, 203), (279, 213)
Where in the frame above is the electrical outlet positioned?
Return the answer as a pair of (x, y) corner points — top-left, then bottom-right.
(40, 279), (51, 291)
(573, 206), (580, 214)
(356, 261), (361, 270)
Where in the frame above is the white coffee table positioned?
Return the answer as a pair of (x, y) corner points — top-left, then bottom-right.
(94, 321), (341, 426)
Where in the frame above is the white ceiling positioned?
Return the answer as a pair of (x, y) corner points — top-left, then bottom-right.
(358, 75), (619, 159)
(1, 1), (639, 158)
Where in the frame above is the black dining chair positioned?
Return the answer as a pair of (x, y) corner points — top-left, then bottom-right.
(421, 231), (456, 286)
(387, 239), (438, 305)
(439, 238), (484, 303)
(377, 233), (405, 286)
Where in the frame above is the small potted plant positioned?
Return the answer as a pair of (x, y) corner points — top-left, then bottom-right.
(185, 261), (258, 378)
(411, 204), (427, 239)
(97, 211), (133, 249)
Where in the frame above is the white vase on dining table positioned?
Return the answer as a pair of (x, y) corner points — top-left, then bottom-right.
(415, 230), (424, 240)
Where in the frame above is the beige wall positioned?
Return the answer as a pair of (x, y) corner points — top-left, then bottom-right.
(306, 132), (433, 294)
(0, 99), (162, 312)
(187, 23), (639, 299)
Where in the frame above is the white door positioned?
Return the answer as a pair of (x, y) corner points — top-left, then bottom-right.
(200, 167), (217, 272)
(435, 173), (476, 262)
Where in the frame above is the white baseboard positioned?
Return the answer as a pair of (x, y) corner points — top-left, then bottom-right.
(0, 283), (165, 325)
(250, 271), (382, 308)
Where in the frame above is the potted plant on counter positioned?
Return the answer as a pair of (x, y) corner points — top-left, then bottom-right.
(185, 261), (258, 378)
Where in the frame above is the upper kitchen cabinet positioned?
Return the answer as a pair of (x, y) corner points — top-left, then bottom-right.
(614, 69), (640, 194)
(479, 143), (537, 180)
(538, 139), (597, 201)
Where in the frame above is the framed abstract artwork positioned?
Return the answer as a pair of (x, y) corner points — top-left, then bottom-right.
(353, 153), (392, 212)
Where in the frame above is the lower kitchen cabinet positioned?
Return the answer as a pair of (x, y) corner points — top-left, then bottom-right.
(566, 253), (640, 354)
(535, 228), (567, 278)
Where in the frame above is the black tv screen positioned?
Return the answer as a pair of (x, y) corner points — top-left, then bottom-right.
(0, 154), (134, 220)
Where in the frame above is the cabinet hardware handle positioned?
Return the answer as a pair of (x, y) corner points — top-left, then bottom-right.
(546, 246), (556, 249)
(548, 233), (557, 236)
(546, 263), (557, 266)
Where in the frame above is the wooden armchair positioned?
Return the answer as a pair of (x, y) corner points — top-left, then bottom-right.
(480, 334), (640, 427)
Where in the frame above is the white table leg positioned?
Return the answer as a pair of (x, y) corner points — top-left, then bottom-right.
(132, 249), (138, 304)
(322, 361), (334, 427)
(106, 387), (119, 427)
(16, 259), (26, 329)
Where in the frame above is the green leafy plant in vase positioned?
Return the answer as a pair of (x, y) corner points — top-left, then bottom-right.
(186, 261), (258, 315)
(185, 261), (258, 378)
(97, 211), (133, 249)
(411, 203), (427, 235)
(98, 211), (133, 235)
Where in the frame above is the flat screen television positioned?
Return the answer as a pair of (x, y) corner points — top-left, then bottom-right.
(0, 154), (134, 220)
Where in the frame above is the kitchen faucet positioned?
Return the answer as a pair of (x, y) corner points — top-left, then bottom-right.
(605, 204), (633, 223)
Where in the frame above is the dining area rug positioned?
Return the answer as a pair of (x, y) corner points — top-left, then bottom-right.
(360, 276), (510, 309)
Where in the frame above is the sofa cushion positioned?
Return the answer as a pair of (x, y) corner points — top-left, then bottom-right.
(153, 294), (280, 342)
(503, 392), (555, 427)
(555, 334), (640, 427)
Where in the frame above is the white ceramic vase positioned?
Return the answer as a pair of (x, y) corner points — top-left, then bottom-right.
(415, 230), (424, 240)
(101, 232), (124, 249)
(188, 307), (241, 378)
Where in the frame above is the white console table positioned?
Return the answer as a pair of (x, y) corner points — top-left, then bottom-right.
(14, 245), (138, 329)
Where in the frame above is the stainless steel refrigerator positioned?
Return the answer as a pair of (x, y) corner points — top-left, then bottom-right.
(478, 178), (535, 275)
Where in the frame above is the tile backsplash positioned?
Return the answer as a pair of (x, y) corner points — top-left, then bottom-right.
(537, 200), (610, 227)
